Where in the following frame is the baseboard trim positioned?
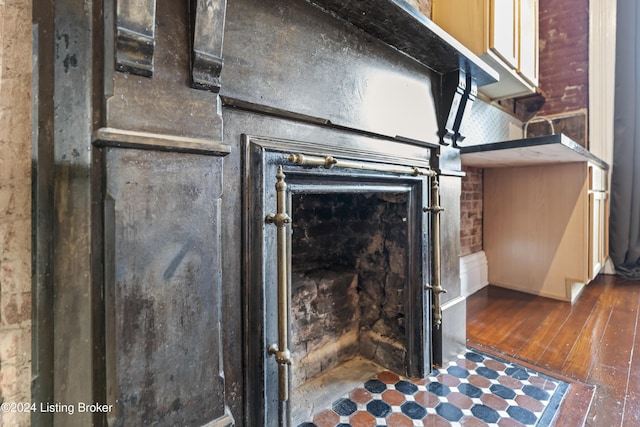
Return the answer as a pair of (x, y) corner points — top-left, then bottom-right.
(435, 295), (467, 367)
(565, 278), (587, 303)
(603, 257), (616, 275)
(487, 279), (581, 303)
(460, 251), (488, 297)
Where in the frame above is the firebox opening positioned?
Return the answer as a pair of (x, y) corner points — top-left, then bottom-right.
(290, 191), (410, 422)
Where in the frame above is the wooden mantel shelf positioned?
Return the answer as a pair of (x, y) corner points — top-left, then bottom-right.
(306, 0), (499, 87)
(460, 134), (609, 169)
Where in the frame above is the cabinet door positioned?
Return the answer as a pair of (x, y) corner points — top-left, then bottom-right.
(589, 191), (606, 281)
(519, 0), (539, 86)
(490, 0), (518, 69)
(431, 0), (488, 55)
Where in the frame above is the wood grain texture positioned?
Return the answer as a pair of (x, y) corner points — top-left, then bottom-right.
(467, 275), (640, 426)
(484, 163), (589, 301)
(431, 0), (488, 55)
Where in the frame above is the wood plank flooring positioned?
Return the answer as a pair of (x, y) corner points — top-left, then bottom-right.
(466, 274), (640, 426)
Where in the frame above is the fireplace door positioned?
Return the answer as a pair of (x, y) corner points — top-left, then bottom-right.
(244, 137), (436, 426)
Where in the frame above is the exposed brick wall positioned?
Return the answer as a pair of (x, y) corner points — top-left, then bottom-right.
(0, 0), (32, 426)
(460, 167), (483, 256)
(538, 0), (589, 115)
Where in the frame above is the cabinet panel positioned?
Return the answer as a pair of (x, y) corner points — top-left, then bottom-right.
(484, 163), (589, 301)
(519, 0), (538, 86)
(432, 0), (538, 99)
(490, 0), (518, 69)
(589, 164), (607, 191)
(589, 191), (607, 280)
(483, 161), (610, 302)
(431, 0), (488, 54)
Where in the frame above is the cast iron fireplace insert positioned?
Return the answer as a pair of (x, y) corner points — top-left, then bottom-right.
(244, 135), (441, 426)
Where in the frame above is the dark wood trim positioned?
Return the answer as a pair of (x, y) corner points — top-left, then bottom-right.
(190, 0), (227, 92)
(31, 2), (55, 424)
(115, 0), (156, 76)
(223, 97), (442, 151)
(306, 0), (498, 87)
(93, 127), (231, 156)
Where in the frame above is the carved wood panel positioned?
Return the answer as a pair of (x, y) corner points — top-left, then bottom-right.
(104, 147), (232, 426)
(191, 0), (227, 92)
(116, 0), (156, 76)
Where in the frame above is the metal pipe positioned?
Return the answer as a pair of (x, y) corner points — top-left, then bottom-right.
(424, 176), (447, 328)
(286, 153), (436, 177)
(266, 166), (293, 416)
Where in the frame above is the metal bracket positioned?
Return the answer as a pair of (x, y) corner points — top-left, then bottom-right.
(268, 344), (293, 366)
(439, 68), (478, 146)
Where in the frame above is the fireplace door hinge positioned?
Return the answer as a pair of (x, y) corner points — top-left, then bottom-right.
(424, 175), (447, 329)
(265, 165), (293, 425)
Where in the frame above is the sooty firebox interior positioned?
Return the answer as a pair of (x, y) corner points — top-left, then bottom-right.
(290, 192), (411, 422)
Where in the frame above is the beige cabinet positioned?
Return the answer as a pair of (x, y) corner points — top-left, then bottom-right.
(432, 0), (538, 99)
(588, 164), (608, 281)
(518, 0), (539, 86)
(491, 0), (519, 69)
(483, 162), (608, 302)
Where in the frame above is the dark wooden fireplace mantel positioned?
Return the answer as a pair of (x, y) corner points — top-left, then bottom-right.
(305, 0), (499, 146)
(34, 0), (492, 425)
(306, 0), (499, 87)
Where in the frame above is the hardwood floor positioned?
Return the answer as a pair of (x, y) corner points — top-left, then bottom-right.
(466, 274), (640, 426)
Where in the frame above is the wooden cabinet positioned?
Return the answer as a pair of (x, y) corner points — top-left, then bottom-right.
(483, 162), (608, 302)
(519, 0), (539, 86)
(432, 0), (538, 99)
(588, 164), (608, 281)
(491, 0), (518, 69)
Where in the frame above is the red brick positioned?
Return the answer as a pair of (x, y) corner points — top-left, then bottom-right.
(460, 167), (483, 256)
(538, 0), (589, 115)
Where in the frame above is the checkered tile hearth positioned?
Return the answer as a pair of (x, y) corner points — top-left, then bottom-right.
(297, 348), (569, 427)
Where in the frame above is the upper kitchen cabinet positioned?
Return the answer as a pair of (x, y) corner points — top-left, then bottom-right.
(432, 0), (539, 100)
(518, 0), (539, 87)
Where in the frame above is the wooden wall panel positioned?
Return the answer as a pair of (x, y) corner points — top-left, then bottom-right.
(484, 163), (588, 301)
(104, 148), (232, 426)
